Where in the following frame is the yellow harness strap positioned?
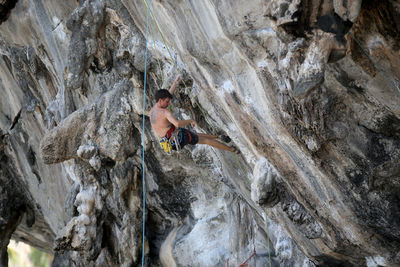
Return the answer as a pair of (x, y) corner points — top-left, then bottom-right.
(159, 137), (173, 153)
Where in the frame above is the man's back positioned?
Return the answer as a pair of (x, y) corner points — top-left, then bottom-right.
(149, 105), (173, 138)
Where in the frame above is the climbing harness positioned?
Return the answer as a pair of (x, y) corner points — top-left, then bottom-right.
(159, 137), (174, 153)
(159, 125), (176, 153)
(158, 125), (184, 153)
(159, 131), (182, 153)
(141, 0), (151, 266)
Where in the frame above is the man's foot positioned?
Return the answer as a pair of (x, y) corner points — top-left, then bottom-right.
(231, 146), (240, 154)
(219, 135), (231, 143)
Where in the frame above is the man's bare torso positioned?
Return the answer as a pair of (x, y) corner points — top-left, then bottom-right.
(149, 106), (172, 138)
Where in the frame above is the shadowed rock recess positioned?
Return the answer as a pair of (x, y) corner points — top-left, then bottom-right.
(0, 0), (399, 266)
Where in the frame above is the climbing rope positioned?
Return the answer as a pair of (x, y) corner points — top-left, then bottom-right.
(141, 0), (151, 266)
(147, 22), (165, 87)
(141, 0), (218, 130)
(141, 0), (176, 62)
(349, 32), (400, 95)
(265, 208), (272, 267)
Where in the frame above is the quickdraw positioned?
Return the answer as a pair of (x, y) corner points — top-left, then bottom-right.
(170, 130), (181, 151)
(226, 249), (257, 267)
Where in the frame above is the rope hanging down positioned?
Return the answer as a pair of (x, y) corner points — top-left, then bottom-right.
(266, 208), (272, 267)
(141, 0), (151, 266)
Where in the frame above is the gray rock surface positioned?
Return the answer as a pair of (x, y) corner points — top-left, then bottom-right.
(0, 0), (400, 266)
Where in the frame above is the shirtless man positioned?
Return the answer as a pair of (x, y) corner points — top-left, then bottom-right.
(149, 75), (239, 153)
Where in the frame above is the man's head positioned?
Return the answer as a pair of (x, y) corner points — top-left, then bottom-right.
(155, 89), (173, 108)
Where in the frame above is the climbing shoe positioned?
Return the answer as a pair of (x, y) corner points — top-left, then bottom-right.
(231, 146), (240, 154)
(219, 135), (231, 143)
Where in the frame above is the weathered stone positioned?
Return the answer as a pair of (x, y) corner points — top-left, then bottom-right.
(65, 0), (105, 91)
(0, 132), (54, 266)
(333, 0), (362, 22)
(0, 0), (17, 24)
(0, 0), (400, 266)
(251, 157), (280, 208)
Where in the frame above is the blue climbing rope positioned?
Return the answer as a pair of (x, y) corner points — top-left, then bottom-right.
(142, 0), (151, 266)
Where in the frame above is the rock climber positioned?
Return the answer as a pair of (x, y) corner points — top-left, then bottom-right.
(149, 75), (240, 154)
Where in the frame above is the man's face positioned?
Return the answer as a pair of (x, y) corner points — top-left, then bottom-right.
(159, 97), (171, 108)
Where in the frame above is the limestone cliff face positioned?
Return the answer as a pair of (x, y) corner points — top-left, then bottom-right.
(0, 0), (399, 266)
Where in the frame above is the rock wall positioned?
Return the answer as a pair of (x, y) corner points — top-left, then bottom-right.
(0, 0), (399, 266)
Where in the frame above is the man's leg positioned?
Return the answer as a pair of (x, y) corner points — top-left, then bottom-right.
(197, 133), (218, 139)
(197, 136), (236, 152)
(197, 133), (231, 143)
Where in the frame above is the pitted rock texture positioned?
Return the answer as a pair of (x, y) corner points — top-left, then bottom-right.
(0, 0), (400, 266)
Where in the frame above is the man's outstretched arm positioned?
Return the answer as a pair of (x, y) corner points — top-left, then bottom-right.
(165, 110), (196, 128)
(168, 75), (182, 95)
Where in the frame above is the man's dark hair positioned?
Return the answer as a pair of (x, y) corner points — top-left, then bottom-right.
(155, 89), (173, 102)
